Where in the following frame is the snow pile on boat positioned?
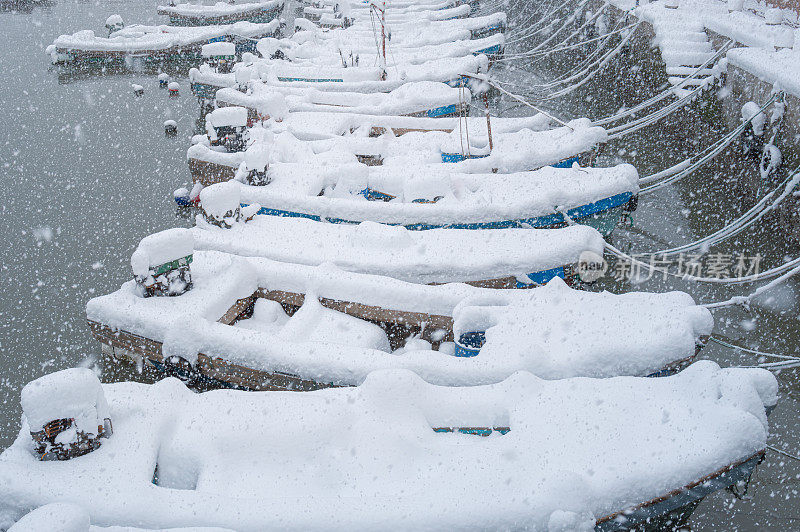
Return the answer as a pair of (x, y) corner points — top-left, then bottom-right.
(49, 21), (279, 53)
(130, 228), (194, 278)
(226, 162), (637, 228)
(0, 363), (777, 529)
(86, 249), (712, 384)
(191, 215), (606, 284)
(159, 0), (283, 17)
(454, 279), (713, 379)
(21, 368), (109, 438)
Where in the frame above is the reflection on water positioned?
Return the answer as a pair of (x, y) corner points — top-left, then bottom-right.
(0, 0), (798, 528)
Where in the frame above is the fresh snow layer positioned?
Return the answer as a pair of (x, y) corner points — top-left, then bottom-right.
(201, 41), (235, 58)
(52, 21), (279, 52)
(453, 280), (713, 379)
(86, 250), (712, 384)
(216, 81), (467, 118)
(159, 0), (283, 17)
(191, 215), (606, 284)
(0, 364), (776, 530)
(130, 228), (194, 276)
(222, 161), (636, 227)
(21, 368), (110, 434)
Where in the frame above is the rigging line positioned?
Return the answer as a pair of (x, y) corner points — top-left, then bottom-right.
(702, 259), (800, 307)
(592, 41), (733, 126)
(504, 1), (561, 40)
(606, 80), (713, 137)
(506, 0), (598, 49)
(767, 445), (800, 462)
(462, 73), (573, 128)
(635, 169), (800, 257)
(605, 241), (800, 287)
(533, 27), (637, 101)
(497, 22), (637, 62)
(505, 0), (573, 40)
(710, 337), (800, 361)
(517, 18), (637, 92)
(639, 94), (780, 194)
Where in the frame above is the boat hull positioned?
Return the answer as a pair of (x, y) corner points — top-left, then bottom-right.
(158, 4), (284, 26)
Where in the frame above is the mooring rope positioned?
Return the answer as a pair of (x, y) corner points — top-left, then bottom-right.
(638, 93), (780, 193)
(711, 336), (800, 362)
(513, 0), (599, 52)
(505, 0), (568, 41)
(534, 26), (638, 100)
(604, 241), (800, 291)
(630, 169), (800, 257)
(606, 80), (714, 138)
(767, 445), (800, 462)
(592, 40), (733, 127)
(462, 72), (573, 128)
(506, 0), (587, 43)
(499, 22), (637, 62)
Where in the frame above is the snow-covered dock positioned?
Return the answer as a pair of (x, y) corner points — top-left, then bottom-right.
(0, 363), (776, 530)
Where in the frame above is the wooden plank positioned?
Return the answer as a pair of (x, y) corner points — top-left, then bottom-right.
(188, 157), (236, 187)
(255, 288), (454, 331)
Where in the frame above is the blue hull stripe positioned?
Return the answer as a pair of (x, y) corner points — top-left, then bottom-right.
(277, 77), (345, 83)
(520, 266), (565, 287)
(248, 191), (632, 230)
(426, 103), (459, 118)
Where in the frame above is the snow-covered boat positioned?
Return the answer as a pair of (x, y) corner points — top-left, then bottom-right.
(249, 32), (505, 68)
(157, 0), (284, 26)
(215, 81), (471, 119)
(186, 107), (607, 173)
(0, 362), (775, 530)
(46, 20), (281, 64)
(189, 52), (489, 99)
(85, 227), (711, 389)
(186, 160), (636, 236)
(191, 206), (608, 287)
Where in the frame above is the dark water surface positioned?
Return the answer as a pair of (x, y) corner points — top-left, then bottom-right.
(0, 0), (196, 444)
(0, 0), (799, 529)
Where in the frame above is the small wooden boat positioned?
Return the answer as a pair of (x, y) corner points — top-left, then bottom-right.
(247, 32), (505, 68)
(190, 208), (609, 287)
(86, 227), (711, 390)
(1, 361), (774, 530)
(184, 158), (635, 236)
(214, 81), (471, 120)
(0, 362), (775, 531)
(46, 20), (281, 64)
(188, 52), (489, 99)
(157, 0), (284, 26)
(187, 106), (606, 170)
